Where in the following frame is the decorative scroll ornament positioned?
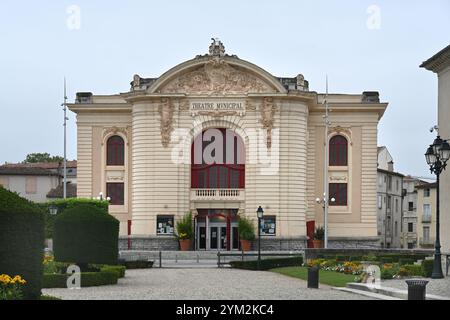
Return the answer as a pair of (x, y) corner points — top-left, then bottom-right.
(260, 97), (278, 148)
(329, 126), (353, 145)
(102, 126), (129, 145)
(158, 98), (174, 148)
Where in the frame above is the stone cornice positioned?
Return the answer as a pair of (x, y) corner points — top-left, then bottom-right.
(420, 44), (450, 73)
(67, 103), (131, 113)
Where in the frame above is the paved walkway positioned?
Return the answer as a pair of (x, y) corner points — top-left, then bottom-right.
(382, 276), (450, 299)
(43, 268), (373, 300)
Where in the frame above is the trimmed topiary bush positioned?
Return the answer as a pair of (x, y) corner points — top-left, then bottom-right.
(37, 199), (109, 239)
(42, 269), (119, 288)
(0, 187), (45, 300)
(54, 205), (119, 268)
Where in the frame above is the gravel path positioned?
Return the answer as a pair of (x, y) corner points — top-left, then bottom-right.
(382, 277), (450, 299)
(43, 268), (373, 300)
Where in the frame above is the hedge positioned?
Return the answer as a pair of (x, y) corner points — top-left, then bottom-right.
(120, 260), (154, 269)
(0, 187), (45, 300)
(54, 205), (119, 266)
(42, 270), (119, 288)
(100, 265), (126, 278)
(422, 259), (434, 278)
(37, 199), (109, 239)
(230, 257), (303, 271)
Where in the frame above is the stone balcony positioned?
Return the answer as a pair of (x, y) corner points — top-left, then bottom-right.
(191, 189), (245, 201)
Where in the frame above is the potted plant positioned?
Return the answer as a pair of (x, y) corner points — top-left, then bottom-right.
(238, 215), (255, 251)
(313, 226), (325, 248)
(176, 212), (193, 251)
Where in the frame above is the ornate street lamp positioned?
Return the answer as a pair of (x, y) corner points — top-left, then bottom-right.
(96, 192), (111, 202)
(257, 206), (264, 270)
(48, 205), (58, 215)
(425, 135), (450, 279)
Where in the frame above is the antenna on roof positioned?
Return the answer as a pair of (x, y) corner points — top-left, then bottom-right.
(62, 78), (68, 199)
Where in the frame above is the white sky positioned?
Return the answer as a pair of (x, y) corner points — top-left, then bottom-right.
(0, 0), (449, 178)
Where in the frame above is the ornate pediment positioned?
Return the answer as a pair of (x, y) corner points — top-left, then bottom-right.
(160, 59), (276, 95)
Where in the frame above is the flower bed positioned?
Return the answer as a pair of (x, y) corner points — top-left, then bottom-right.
(0, 274), (27, 300)
(306, 257), (433, 281)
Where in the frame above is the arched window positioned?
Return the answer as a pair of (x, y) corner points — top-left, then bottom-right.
(191, 128), (245, 189)
(107, 135), (125, 166)
(329, 135), (348, 166)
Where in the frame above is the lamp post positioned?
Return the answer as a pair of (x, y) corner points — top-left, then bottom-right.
(96, 192), (111, 202)
(315, 195), (335, 248)
(425, 135), (450, 279)
(257, 206), (264, 270)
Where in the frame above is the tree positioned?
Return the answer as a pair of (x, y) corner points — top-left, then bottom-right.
(23, 153), (64, 164)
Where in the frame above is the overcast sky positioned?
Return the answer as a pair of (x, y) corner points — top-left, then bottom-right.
(1, 0), (449, 178)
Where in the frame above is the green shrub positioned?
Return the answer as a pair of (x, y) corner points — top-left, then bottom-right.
(38, 199), (109, 239)
(176, 212), (193, 240)
(402, 264), (424, 277)
(399, 258), (415, 266)
(237, 215), (255, 241)
(230, 256), (303, 271)
(42, 270), (119, 288)
(100, 265), (126, 278)
(54, 205), (119, 266)
(0, 187), (45, 300)
(422, 259), (434, 278)
(335, 255), (350, 262)
(349, 256), (364, 262)
(121, 260), (154, 269)
(381, 266), (398, 280)
(380, 257), (394, 264)
(362, 254), (378, 261)
(42, 274), (67, 288)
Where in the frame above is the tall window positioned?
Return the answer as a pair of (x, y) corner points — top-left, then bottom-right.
(329, 135), (348, 166)
(329, 183), (347, 206)
(191, 129), (245, 189)
(107, 135), (125, 166)
(424, 188), (430, 197)
(107, 183), (124, 205)
(423, 204), (431, 222)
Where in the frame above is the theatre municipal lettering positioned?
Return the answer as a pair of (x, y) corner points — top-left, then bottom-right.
(68, 40), (388, 250)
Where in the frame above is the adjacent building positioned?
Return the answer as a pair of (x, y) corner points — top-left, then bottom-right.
(0, 161), (77, 202)
(377, 148), (404, 248)
(400, 176), (426, 249)
(68, 40), (388, 250)
(421, 44), (450, 253)
(416, 182), (437, 249)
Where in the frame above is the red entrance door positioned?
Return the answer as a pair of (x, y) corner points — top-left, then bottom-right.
(306, 221), (315, 248)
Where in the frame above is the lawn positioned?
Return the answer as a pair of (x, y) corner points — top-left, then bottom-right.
(270, 266), (357, 287)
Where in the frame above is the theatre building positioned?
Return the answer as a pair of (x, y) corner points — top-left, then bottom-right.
(68, 40), (388, 250)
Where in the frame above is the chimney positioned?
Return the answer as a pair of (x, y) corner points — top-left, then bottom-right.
(388, 161), (394, 172)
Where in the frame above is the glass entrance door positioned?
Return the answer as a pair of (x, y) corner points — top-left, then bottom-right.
(210, 225), (227, 250)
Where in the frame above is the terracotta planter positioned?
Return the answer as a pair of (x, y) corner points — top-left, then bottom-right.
(240, 239), (252, 252)
(179, 239), (192, 251)
(312, 240), (323, 248)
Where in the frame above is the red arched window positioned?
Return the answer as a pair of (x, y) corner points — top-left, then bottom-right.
(329, 135), (348, 166)
(191, 129), (245, 189)
(107, 135), (125, 166)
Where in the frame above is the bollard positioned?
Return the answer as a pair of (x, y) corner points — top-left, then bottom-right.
(217, 252), (221, 268)
(307, 266), (319, 289)
(405, 280), (428, 300)
(159, 251), (162, 268)
(197, 254), (199, 263)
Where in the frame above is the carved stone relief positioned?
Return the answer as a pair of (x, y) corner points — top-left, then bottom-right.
(260, 97), (278, 148)
(161, 59), (275, 95)
(158, 98), (175, 148)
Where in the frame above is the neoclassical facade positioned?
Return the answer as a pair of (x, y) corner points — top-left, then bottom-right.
(69, 40), (388, 250)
